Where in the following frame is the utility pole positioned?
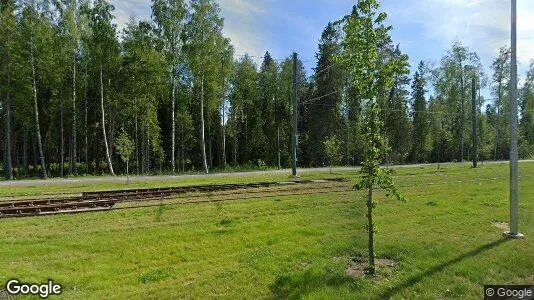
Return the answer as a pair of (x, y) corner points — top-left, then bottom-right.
(505, 0), (523, 238)
(291, 52), (298, 177)
(471, 77), (478, 168)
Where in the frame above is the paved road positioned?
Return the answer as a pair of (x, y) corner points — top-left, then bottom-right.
(0, 160), (532, 187)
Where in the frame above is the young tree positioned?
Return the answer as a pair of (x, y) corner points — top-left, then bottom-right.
(115, 131), (134, 183)
(323, 135), (341, 174)
(338, 0), (407, 275)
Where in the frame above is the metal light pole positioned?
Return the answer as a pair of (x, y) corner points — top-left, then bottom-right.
(505, 0), (523, 238)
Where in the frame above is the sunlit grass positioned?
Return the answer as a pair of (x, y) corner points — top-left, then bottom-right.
(0, 162), (532, 299)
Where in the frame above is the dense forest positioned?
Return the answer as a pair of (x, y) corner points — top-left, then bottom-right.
(1, 0), (533, 179)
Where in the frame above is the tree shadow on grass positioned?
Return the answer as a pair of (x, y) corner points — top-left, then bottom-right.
(380, 238), (509, 299)
(269, 268), (360, 299)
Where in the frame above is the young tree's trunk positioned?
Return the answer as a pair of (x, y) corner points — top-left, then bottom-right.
(60, 98), (64, 177)
(31, 38), (47, 179)
(367, 184), (375, 275)
(200, 76), (208, 173)
(126, 160), (129, 184)
(100, 63), (115, 175)
(171, 66), (176, 172)
(70, 44), (77, 175)
(4, 65), (13, 180)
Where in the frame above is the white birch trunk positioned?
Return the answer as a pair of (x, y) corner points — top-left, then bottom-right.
(100, 63), (115, 175)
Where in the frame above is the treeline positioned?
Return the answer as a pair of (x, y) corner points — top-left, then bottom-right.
(1, 1), (533, 179)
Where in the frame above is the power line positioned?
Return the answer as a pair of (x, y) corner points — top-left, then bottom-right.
(298, 87), (534, 116)
(305, 58), (348, 81)
(299, 90), (342, 106)
(234, 53), (315, 63)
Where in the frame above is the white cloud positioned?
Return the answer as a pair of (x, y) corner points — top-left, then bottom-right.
(109, 0), (151, 34)
(219, 0), (264, 15)
(395, 0), (534, 64)
(219, 0), (271, 63)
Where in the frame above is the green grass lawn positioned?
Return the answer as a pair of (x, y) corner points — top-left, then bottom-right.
(0, 162), (533, 299)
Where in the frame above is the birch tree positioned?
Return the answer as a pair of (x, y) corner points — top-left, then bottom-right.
(185, 0), (225, 173)
(151, 0), (185, 173)
(87, 0), (119, 175)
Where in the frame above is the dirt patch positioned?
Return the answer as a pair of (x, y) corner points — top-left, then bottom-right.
(493, 222), (510, 231)
(377, 258), (396, 267)
(346, 258), (396, 278)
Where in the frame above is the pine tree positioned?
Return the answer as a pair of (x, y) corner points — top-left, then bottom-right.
(258, 52), (279, 165)
(184, 0), (226, 173)
(307, 22), (344, 166)
(410, 61), (429, 162)
(229, 55), (259, 165)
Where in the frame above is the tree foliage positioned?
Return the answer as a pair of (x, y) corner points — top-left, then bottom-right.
(1, 0), (533, 180)
(338, 0), (406, 275)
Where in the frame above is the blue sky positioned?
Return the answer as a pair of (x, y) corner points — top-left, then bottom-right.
(110, 0), (534, 96)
